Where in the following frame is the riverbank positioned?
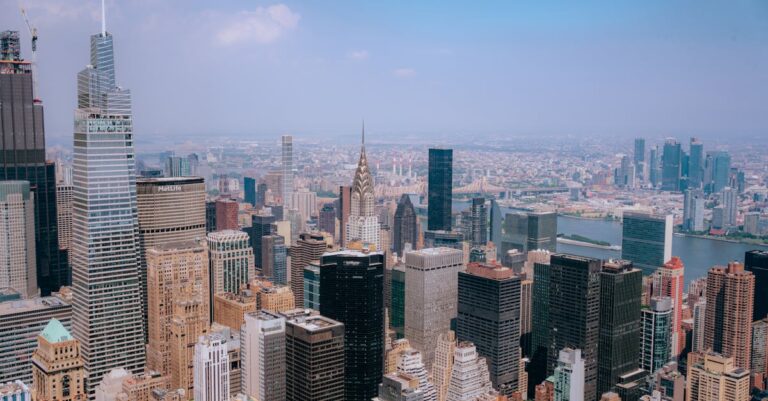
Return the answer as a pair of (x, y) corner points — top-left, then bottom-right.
(556, 237), (620, 251)
(675, 232), (768, 246)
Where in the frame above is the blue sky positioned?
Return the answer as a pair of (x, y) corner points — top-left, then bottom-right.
(2, 0), (767, 143)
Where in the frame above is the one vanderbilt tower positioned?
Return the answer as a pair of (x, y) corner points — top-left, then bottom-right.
(70, 3), (146, 398)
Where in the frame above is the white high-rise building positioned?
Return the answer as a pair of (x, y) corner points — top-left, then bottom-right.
(397, 348), (437, 401)
(71, 13), (146, 398)
(290, 189), (318, 223)
(692, 299), (707, 353)
(0, 181), (37, 298)
(281, 135), (293, 207)
(345, 127), (380, 249)
(553, 348), (585, 401)
(433, 331), (456, 401)
(404, 248), (463, 369)
(445, 342), (495, 401)
(241, 311), (286, 401)
(194, 333), (230, 401)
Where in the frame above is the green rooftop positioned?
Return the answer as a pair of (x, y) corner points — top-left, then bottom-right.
(40, 318), (73, 343)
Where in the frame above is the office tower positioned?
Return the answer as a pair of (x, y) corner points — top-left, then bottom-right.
(688, 138), (704, 189)
(31, 318), (86, 401)
(553, 349), (585, 401)
(620, 212), (673, 274)
(254, 283), (296, 312)
(346, 131), (380, 249)
(164, 156), (190, 177)
(615, 155), (635, 188)
(255, 182), (267, 208)
(745, 250), (768, 321)
(648, 146), (660, 188)
(243, 176), (256, 206)
(457, 261), (521, 396)
(289, 189), (317, 221)
(71, 20), (146, 397)
(207, 230), (254, 303)
(56, 183), (73, 256)
(489, 199), (503, 249)
(397, 349), (438, 401)
(0, 32), (65, 297)
(640, 297), (672, 373)
(707, 151), (731, 194)
(712, 207), (726, 230)
(337, 186), (351, 245)
(648, 363), (685, 401)
(319, 250), (384, 401)
(682, 189), (705, 231)
(260, 234), (287, 283)
(527, 212), (557, 252)
(205, 201), (216, 232)
(424, 230), (464, 250)
(249, 213), (275, 268)
(434, 331), (456, 401)
(704, 262), (755, 369)
(281, 309), (345, 401)
(721, 187), (737, 227)
(193, 333), (230, 401)
(657, 256), (685, 357)
(597, 260), (642, 397)
(394, 194), (418, 256)
(661, 139), (682, 191)
(520, 279), (533, 356)
(281, 135), (293, 206)
(376, 373), (425, 401)
(207, 324), (241, 398)
(744, 212), (760, 235)
(405, 248), (462, 369)
(318, 203), (336, 237)
(691, 299), (706, 353)
(752, 318), (768, 388)
(0, 382), (30, 401)
(685, 352), (750, 401)
(387, 264), (406, 338)
(467, 197), (488, 247)
(428, 149), (453, 232)
(529, 260), (551, 393)
(0, 181), (37, 297)
(547, 254), (601, 401)
(445, 342), (496, 401)
(214, 198), (239, 230)
(241, 311), (285, 401)
(146, 241), (209, 377)
(168, 296), (210, 395)
(137, 176), (206, 341)
(303, 263), (321, 310)
(634, 138), (646, 180)
(290, 232), (327, 307)
(212, 292), (256, 331)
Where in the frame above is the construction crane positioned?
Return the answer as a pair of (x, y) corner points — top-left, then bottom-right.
(20, 7), (40, 102)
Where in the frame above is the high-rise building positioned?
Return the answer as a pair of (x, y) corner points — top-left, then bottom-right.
(706, 151), (731, 194)
(338, 186), (351, 245)
(56, 183), (73, 258)
(212, 292), (256, 332)
(615, 155), (636, 189)
(281, 135), (294, 206)
(193, 333), (230, 401)
(319, 249), (384, 401)
(445, 342), (497, 401)
(394, 194), (419, 256)
(169, 298), (210, 395)
(428, 149), (453, 232)
(692, 298), (706, 353)
(164, 156), (190, 177)
(467, 198), (488, 247)
(387, 339), (413, 375)
(71, 21), (146, 397)
(397, 348), (437, 401)
(405, 248), (463, 370)
(661, 139), (682, 191)
(457, 261), (521, 396)
(620, 212), (673, 274)
(657, 257), (686, 358)
(346, 130), (380, 249)
(688, 138), (704, 189)
(31, 318), (86, 401)
(290, 232), (328, 307)
(146, 241), (209, 378)
(520, 279), (533, 357)
(597, 260), (642, 397)
(243, 176), (256, 206)
(640, 297), (672, 373)
(207, 230), (254, 307)
(682, 189), (705, 232)
(137, 176), (206, 341)
(390, 264), (406, 338)
(0, 32), (65, 297)
(501, 211), (557, 255)
(303, 263), (320, 310)
(289, 189), (317, 222)
(704, 262), (755, 370)
(744, 212), (760, 235)
(0, 290), (71, 385)
(530, 259), (551, 394)
(214, 198), (239, 230)
(685, 352), (750, 401)
(205, 201), (216, 233)
(553, 348), (585, 401)
(634, 138), (646, 180)
(489, 200), (503, 252)
(751, 318), (768, 389)
(375, 373), (425, 401)
(256, 182), (268, 209)
(249, 213), (276, 269)
(318, 203), (336, 237)
(434, 331), (456, 401)
(547, 254), (601, 401)
(423, 230), (464, 250)
(0, 181), (37, 297)
(281, 309), (345, 401)
(721, 187), (737, 227)
(260, 234), (287, 284)
(241, 311), (285, 401)
(745, 250), (768, 321)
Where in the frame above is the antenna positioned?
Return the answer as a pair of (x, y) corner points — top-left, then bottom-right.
(20, 7), (39, 102)
(362, 119), (365, 146)
(101, 0), (107, 35)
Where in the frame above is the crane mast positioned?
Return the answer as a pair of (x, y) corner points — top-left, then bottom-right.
(20, 7), (40, 102)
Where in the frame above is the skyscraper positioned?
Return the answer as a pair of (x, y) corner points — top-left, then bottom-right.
(207, 230), (255, 309)
(682, 189), (705, 231)
(428, 149), (453, 232)
(704, 262), (755, 370)
(445, 342), (496, 401)
(56, 183), (73, 258)
(206, 200), (216, 233)
(457, 261), (521, 396)
(752, 318), (768, 388)
(688, 138), (704, 189)
(547, 254), (601, 401)
(597, 260), (642, 397)
(657, 257), (685, 357)
(0, 181), (37, 297)
(281, 135), (293, 207)
(214, 198), (239, 231)
(260, 234), (287, 284)
(250, 213), (276, 268)
(71, 20), (146, 397)
(527, 212), (557, 252)
(290, 232), (328, 307)
(405, 248), (463, 370)
(0, 31), (65, 296)
(194, 333), (230, 401)
(31, 319), (86, 401)
(553, 348), (585, 401)
(394, 194), (419, 256)
(620, 212), (672, 274)
(685, 352), (750, 401)
(338, 185), (352, 246)
(639, 297), (672, 373)
(706, 151), (731, 194)
(346, 129), (380, 249)
(529, 259), (551, 394)
(745, 250), (768, 321)
(241, 311), (285, 401)
(692, 299), (706, 353)
(649, 146), (660, 188)
(164, 156), (191, 177)
(661, 139), (682, 191)
(634, 138), (645, 180)
(468, 198), (488, 247)
(434, 331), (456, 401)
(318, 203), (336, 237)
(720, 187), (737, 227)
(319, 249), (384, 401)
(243, 176), (256, 206)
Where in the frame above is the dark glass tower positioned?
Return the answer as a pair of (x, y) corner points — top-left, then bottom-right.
(244, 176), (256, 206)
(256, 182), (267, 208)
(688, 138), (704, 189)
(393, 194), (417, 256)
(529, 260), (551, 394)
(0, 31), (66, 296)
(205, 200), (216, 232)
(621, 212), (672, 275)
(249, 214), (276, 269)
(468, 197), (488, 247)
(457, 262), (521, 396)
(548, 254), (601, 401)
(319, 250), (384, 401)
(661, 139), (682, 191)
(634, 138), (645, 180)
(527, 212), (557, 252)
(745, 250), (768, 321)
(427, 148), (452, 231)
(597, 260), (642, 397)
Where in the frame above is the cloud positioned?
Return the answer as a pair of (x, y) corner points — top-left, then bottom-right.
(216, 4), (300, 46)
(393, 68), (416, 78)
(347, 50), (369, 60)
(19, 0), (100, 23)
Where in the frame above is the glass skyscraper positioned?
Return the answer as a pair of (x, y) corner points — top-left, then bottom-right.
(661, 139), (682, 191)
(620, 212), (672, 275)
(428, 148), (453, 231)
(281, 135), (293, 206)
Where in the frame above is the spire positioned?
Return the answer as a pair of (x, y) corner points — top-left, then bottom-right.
(362, 119), (365, 146)
(101, 0), (107, 35)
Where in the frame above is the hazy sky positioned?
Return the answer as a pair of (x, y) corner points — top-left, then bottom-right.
(2, 0), (767, 143)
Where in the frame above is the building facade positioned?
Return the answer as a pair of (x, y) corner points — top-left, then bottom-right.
(290, 232), (328, 306)
(428, 149), (453, 232)
(640, 297), (672, 373)
(394, 194), (419, 257)
(745, 250), (768, 321)
(193, 334), (230, 401)
(207, 230), (255, 305)
(346, 132), (380, 249)
(685, 352), (750, 401)
(620, 212), (673, 274)
(241, 311), (285, 401)
(31, 318), (86, 401)
(0, 181), (37, 297)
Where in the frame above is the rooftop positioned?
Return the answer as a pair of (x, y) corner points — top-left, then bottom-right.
(0, 295), (70, 316)
(40, 318), (73, 343)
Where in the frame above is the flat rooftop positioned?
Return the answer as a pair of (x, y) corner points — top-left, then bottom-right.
(0, 296), (69, 316)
